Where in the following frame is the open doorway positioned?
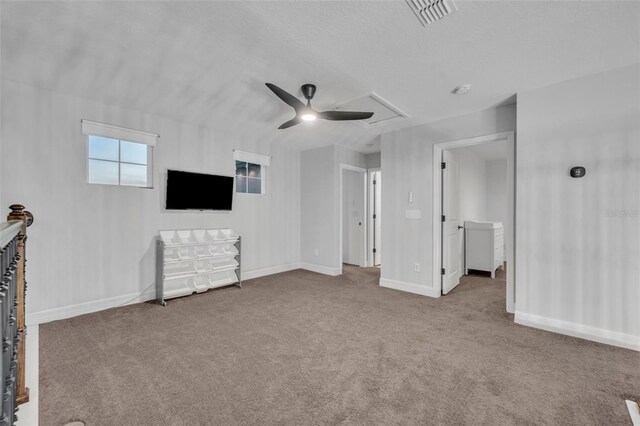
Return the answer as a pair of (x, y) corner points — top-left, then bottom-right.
(433, 132), (516, 312)
(340, 165), (367, 269)
(369, 169), (381, 267)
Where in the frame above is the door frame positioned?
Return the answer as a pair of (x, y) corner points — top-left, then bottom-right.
(339, 164), (368, 271)
(367, 167), (381, 267)
(432, 131), (516, 312)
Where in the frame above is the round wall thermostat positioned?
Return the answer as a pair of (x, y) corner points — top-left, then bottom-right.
(570, 166), (586, 178)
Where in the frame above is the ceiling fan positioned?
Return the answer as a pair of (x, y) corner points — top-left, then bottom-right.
(265, 83), (374, 129)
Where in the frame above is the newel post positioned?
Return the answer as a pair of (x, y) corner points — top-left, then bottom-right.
(7, 204), (33, 405)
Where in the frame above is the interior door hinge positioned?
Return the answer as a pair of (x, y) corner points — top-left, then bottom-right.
(441, 215), (446, 222)
(373, 180), (377, 185)
(441, 162), (446, 169)
(373, 248), (377, 253)
(373, 214), (377, 219)
(441, 268), (445, 275)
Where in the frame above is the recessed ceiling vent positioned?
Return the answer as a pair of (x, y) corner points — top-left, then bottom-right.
(405, 0), (458, 27)
(334, 93), (409, 126)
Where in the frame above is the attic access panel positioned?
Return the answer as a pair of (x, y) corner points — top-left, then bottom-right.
(334, 93), (409, 126)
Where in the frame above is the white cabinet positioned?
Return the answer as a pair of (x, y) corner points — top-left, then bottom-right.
(156, 228), (241, 305)
(464, 221), (503, 278)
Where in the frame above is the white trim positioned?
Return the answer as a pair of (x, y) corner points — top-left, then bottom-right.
(515, 311), (640, 352)
(379, 278), (440, 298)
(27, 263), (301, 324)
(626, 400), (640, 426)
(81, 119), (158, 146)
(337, 92), (411, 128)
(432, 131), (516, 312)
(300, 263), (342, 276)
(368, 168), (381, 267)
(233, 149), (271, 167)
(340, 163), (367, 173)
(241, 262), (301, 280)
(343, 257), (361, 266)
(26, 287), (157, 325)
(339, 164), (368, 272)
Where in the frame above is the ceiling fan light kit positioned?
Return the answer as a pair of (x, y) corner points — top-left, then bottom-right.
(265, 83), (374, 130)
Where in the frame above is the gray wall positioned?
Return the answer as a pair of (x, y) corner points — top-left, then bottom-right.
(300, 145), (366, 273)
(449, 147), (489, 223)
(486, 159), (508, 231)
(380, 104), (516, 293)
(515, 63), (639, 346)
(300, 146), (337, 271)
(1, 80), (301, 322)
(365, 152), (381, 169)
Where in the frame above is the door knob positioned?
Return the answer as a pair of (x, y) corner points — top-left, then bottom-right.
(457, 225), (463, 229)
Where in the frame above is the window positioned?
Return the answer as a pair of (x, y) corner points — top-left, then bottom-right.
(235, 161), (263, 194)
(233, 150), (271, 195)
(82, 120), (157, 188)
(87, 136), (151, 186)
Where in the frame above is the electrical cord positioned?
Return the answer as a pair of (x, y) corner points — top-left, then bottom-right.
(118, 281), (156, 307)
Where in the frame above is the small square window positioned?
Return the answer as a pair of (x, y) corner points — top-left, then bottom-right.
(235, 160), (265, 194)
(87, 135), (152, 187)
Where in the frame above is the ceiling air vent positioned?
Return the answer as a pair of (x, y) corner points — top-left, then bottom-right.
(334, 93), (409, 127)
(405, 0), (458, 26)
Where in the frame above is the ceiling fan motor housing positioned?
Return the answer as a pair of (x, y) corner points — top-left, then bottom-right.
(301, 84), (316, 100)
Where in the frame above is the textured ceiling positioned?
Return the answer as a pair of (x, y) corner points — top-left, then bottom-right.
(2, 1), (639, 153)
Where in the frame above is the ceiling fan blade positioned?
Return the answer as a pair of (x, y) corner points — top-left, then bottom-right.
(278, 117), (301, 129)
(265, 83), (305, 112)
(318, 110), (374, 121)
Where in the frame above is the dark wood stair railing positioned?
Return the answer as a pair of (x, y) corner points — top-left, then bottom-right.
(0, 204), (33, 425)
(6, 205), (31, 408)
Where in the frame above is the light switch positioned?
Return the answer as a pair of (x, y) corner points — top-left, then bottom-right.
(409, 192), (414, 203)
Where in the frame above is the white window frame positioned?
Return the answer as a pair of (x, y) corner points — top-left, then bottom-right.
(233, 150), (270, 195)
(82, 120), (158, 188)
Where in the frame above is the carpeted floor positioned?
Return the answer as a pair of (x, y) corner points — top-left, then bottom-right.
(40, 266), (639, 425)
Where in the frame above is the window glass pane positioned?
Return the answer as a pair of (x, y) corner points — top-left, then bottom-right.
(88, 159), (119, 185)
(236, 176), (247, 193)
(120, 163), (148, 187)
(236, 161), (247, 177)
(248, 177), (261, 194)
(88, 135), (119, 161)
(120, 140), (147, 165)
(248, 163), (261, 178)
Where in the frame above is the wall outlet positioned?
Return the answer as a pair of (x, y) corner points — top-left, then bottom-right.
(406, 209), (421, 219)
(414, 263), (420, 272)
(314, 248), (319, 257)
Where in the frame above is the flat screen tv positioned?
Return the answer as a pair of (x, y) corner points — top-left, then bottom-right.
(166, 169), (234, 211)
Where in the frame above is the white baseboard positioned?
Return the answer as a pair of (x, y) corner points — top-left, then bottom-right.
(300, 263), (342, 276)
(379, 278), (440, 298)
(343, 257), (359, 267)
(27, 287), (157, 325)
(626, 400), (640, 426)
(27, 262), (303, 325)
(242, 262), (301, 280)
(515, 311), (640, 351)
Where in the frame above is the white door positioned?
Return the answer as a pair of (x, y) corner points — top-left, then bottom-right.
(373, 172), (381, 266)
(343, 169), (365, 266)
(442, 150), (462, 294)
